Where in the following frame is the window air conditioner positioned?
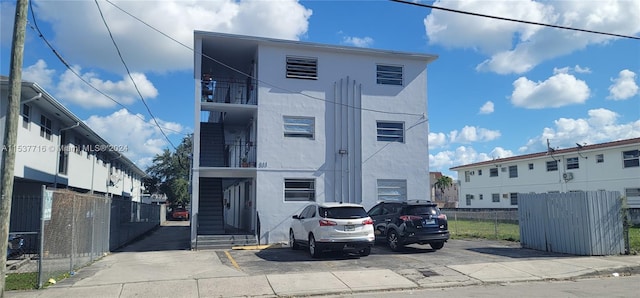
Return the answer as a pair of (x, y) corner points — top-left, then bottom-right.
(563, 172), (574, 181)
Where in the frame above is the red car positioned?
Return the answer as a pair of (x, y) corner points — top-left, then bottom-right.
(170, 208), (190, 221)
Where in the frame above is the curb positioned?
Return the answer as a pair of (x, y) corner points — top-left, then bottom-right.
(232, 243), (285, 250)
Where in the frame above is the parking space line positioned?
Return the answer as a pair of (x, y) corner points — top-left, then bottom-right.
(224, 250), (241, 270)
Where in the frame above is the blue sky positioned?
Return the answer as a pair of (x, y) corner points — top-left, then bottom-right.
(1, 0), (639, 179)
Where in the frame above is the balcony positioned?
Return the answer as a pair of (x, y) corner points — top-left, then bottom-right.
(201, 75), (257, 105)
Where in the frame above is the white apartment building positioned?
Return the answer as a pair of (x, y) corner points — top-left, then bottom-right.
(192, 32), (437, 245)
(0, 77), (146, 200)
(450, 138), (640, 209)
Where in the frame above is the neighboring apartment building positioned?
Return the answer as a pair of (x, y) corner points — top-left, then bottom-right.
(0, 77), (146, 200)
(450, 138), (640, 209)
(192, 32), (437, 245)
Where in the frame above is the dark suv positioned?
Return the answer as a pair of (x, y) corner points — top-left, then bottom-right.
(367, 200), (449, 251)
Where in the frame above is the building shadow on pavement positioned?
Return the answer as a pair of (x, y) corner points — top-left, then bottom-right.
(467, 247), (575, 259)
(114, 225), (191, 252)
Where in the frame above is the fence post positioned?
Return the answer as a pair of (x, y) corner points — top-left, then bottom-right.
(70, 194), (75, 275)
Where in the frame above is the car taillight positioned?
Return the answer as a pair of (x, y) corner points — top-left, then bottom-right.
(399, 215), (422, 221)
(362, 218), (373, 225)
(437, 214), (447, 220)
(319, 219), (337, 226)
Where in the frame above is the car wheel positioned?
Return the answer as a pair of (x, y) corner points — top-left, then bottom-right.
(387, 230), (403, 252)
(289, 230), (300, 250)
(430, 242), (445, 250)
(309, 234), (321, 258)
(359, 247), (371, 257)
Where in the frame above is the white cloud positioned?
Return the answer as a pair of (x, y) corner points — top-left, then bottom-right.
(607, 69), (639, 100)
(84, 109), (184, 168)
(574, 65), (591, 74)
(479, 101), (494, 114)
(450, 126), (501, 143)
(428, 132), (447, 149)
(554, 65), (592, 75)
(342, 36), (374, 48)
(56, 66), (158, 109)
(32, 0), (312, 73)
(424, 0), (640, 74)
(511, 73), (590, 109)
(521, 108), (640, 152)
(22, 60), (56, 89)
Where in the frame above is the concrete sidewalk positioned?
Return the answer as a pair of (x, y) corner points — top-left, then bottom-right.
(6, 223), (640, 297)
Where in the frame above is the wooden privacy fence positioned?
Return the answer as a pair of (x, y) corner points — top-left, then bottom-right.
(518, 191), (625, 256)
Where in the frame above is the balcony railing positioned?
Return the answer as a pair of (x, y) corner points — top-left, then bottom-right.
(201, 76), (257, 105)
(226, 142), (256, 168)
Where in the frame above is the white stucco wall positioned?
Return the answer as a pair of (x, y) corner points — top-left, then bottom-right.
(455, 141), (640, 208)
(254, 43), (432, 243)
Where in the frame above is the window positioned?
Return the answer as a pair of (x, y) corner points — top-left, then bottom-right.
(376, 121), (404, 142)
(21, 104), (30, 129)
(286, 56), (317, 80)
(478, 169), (482, 176)
(479, 194), (483, 200)
(623, 150), (639, 168)
(464, 171), (471, 182)
(489, 168), (498, 177)
(284, 179), (315, 202)
(510, 193), (518, 205)
(465, 195), (472, 206)
(626, 188), (640, 197)
(492, 193), (500, 203)
(596, 154), (604, 163)
(58, 131), (68, 175)
(40, 115), (52, 140)
(377, 179), (407, 201)
(376, 64), (403, 85)
(566, 157), (579, 169)
(509, 165), (518, 178)
(283, 116), (314, 139)
(546, 160), (558, 171)
(528, 163), (534, 170)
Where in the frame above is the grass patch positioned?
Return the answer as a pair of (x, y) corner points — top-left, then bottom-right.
(5, 272), (38, 291)
(449, 219), (520, 242)
(629, 226), (640, 254)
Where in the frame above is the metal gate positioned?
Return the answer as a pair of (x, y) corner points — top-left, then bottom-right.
(518, 191), (624, 256)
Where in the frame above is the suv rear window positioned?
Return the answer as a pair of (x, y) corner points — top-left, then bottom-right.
(404, 205), (439, 216)
(319, 207), (368, 219)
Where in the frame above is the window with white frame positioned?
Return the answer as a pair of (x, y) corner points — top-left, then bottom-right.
(376, 121), (404, 142)
(283, 116), (314, 139)
(284, 179), (315, 202)
(465, 194), (473, 206)
(509, 165), (518, 178)
(492, 193), (500, 202)
(622, 150), (639, 168)
(596, 154), (604, 163)
(528, 163), (534, 170)
(625, 188), (640, 198)
(286, 56), (317, 80)
(22, 104), (30, 129)
(489, 168), (498, 177)
(566, 157), (579, 169)
(510, 193), (518, 205)
(40, 115), (52, 141)
(377, 179), (407, 201)
(376, 64), (403, 85)
(546, 160), (558, 171)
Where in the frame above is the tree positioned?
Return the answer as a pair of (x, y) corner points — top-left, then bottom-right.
(434, 175), (453, 197)
(145, 135), (192, 206)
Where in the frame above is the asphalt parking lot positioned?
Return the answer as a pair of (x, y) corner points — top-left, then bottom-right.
(221, 238), (573, 277)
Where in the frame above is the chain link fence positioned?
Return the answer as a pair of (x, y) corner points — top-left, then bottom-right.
(7, 188), (160, 289)
(442, 209), (520, 241)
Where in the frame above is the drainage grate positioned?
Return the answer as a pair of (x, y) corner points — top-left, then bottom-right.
(418, 269), (440, 277)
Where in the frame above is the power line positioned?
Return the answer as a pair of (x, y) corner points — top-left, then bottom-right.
(391, 0), (640, 40)
(27, 1), (185, 137)
(94, 0), (177, 151)
(104, 0), (427, 118)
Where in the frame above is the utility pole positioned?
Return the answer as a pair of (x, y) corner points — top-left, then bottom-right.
(1, 0), (29, 296)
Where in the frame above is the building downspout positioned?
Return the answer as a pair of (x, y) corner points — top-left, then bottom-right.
(54, 122), (80, 188)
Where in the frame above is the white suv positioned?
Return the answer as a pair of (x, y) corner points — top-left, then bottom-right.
(289, 202), (375, 258)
